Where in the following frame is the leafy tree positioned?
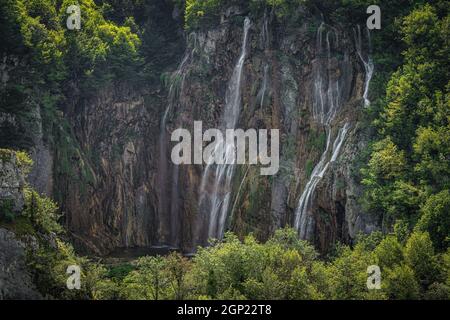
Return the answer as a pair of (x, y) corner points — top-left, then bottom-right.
(423, 282), (450, 300)
(361, 3), (450, 252)
(374, 235), (404, 270)
(121, 256), (170, 300)
(404, 231), (439, 288)
(384, 264), (420, 300)
(23, 188), (62, 234)
(166, 252), (192, 299)
(417, 190), (450, 250)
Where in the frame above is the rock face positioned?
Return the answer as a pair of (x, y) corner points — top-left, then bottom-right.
(57, 7), (378, 254)
(145, 9), (378, 253)
(0, 150), (25, 214)
(0, 228), (42, 299)
(0, 150), (42, 299)
(57, 86), (161, 254)
(0, 151), (41, 299)
(1, 5), (380, 255)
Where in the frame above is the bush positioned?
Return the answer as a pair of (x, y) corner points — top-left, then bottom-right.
(23, 188), (62, 234)
(384, 264), (420, 300)
(417, 190), (450, 251)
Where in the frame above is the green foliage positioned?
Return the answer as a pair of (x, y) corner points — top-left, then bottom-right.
(361, 2), (450, 251)
(114, 228), (448, 300)
(0, 148), (108, 299)
(185, 0), (225, 30)
(7, 189), (108, 299)
(189, 230), (320, 299)
(15, 150), (34, 174)
(10, 218), (450, 300)
(107, 263), (135, 281)
(355, 231), (384, 251)
(417, 190), (450, 250)
(374, 235), (404, 270)
(0, 148), (33, 174)
(327, 244), (384, 299)
(121, 256), (170, 300)
(184, 0), (308, 30)
(11, 0), (142, 88)
(0, 199), (16, 222)
(384, 264), (420, 300)
(28, 237), (109, 299)
(166, 252), (192, 300)
(404, 231), (439, 287)
(23, 187), (62, 234)
(423, 282), (450, 300)
(307, 129), (327, 152)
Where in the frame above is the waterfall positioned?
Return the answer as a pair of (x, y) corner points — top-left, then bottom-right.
(229, 165), (250, 224)
(157, 44), (193, 245)
(198, 17), (251, 242)
(258, 12), (270, 109)
(260, 10), (270, 50)
(294, 123), (350, 238)
(258, 64), (269, 109)
(312, 23), (341, 125)
(294, 23), (350, 239)
(354, 25), (374, 107)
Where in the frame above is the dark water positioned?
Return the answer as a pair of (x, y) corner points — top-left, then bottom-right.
(107, 246), (178, 259)
(100, 246), (197, 265)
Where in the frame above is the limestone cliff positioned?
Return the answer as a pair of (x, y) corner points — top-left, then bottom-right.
(0, 151), (42, 299)
(151, 7), (379, 253)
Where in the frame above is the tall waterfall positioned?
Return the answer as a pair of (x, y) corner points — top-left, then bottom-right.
(258, 64), (269, 109)
(230, 13), (270, 227)
(294, 23), (350, 239)
(312, 23), (342, 125)
(198, 17), (251, 242)
(294, 123), (350, 238)
(354, 25), (374, 107)
(157, 44), (192, 245)
(258, 11), (270, 109)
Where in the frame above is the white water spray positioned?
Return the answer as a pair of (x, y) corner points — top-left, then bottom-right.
(294, 23), (350, 239)
(198, 17), (251, 241)
(294, 123), (350, 238)
(157, 39), (194, 245)
(354, 25), (374, 107)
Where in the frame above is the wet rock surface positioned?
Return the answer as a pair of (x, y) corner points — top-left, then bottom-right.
(0, 228), (42, 300)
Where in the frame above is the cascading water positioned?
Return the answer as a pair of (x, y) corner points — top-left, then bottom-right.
(312, 23), (341, 125)
(294, 23), (350, 239)
(294, 123), (350, 238)
(257, 11), (271, 109)
(354, 25), (374, 107)
(229, 13), (270, 228)
(260, 10), (270, 50)
(198, 17), (251, 242)
(228, 164), (250, 228)
(258, 64), (270, 109)
(157, 43), (193, 246)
